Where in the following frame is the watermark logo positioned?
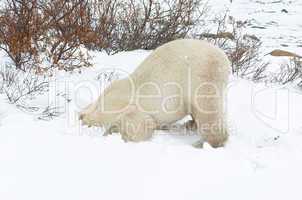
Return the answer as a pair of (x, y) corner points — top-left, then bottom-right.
(251, 86), (290, 134)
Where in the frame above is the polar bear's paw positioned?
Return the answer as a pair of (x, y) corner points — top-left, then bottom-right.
(204, 133), (228, 148)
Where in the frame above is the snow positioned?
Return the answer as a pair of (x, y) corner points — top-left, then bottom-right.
(1, 0), (302, 200)
(209, 0), (302, 53)
(1, 50), (302, 199)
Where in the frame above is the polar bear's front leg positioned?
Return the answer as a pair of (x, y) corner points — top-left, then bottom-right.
(119, 107), (157, 142)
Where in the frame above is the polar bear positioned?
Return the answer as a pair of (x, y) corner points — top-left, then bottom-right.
(79, 39), (230, 148)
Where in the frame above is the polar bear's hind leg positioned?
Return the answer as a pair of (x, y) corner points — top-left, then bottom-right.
(191, 96), (228, 148)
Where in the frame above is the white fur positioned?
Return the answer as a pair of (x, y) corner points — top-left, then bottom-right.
(80, 39), (231, 148)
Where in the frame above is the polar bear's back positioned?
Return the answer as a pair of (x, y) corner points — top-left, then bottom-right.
(132, 39), (230, 85)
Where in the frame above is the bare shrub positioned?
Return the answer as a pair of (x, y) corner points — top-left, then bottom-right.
(196, 12), (302, 86)
(0, 65), (17, 90)
(270, 59), (302, 85)
(37, 106), (63, 121)
(86, 0), (118, 51)
(0, 0), (207, 68)
(0, 0), (43, 71)
(229, 36), (268, 82)
(40, 0), (93, 71)
(96, 69), (120, 82)
(0, 0), (93, 73)
(14, 103), (63, 120)
(198, 13), (268, 82)
(96, 69), (121, 92)
(0, 65), (49, 104)
(90, 0), (207, 54)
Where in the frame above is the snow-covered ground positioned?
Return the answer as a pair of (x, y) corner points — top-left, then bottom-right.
(1, 1), (302, 200)
(209, 0), (302, 54)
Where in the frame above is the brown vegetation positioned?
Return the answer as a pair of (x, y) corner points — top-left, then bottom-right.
(198, 13), (267, 82)
(0, 0), (206, 71)
(0, 0), (94, 72)
(89, 0), (207, 54)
